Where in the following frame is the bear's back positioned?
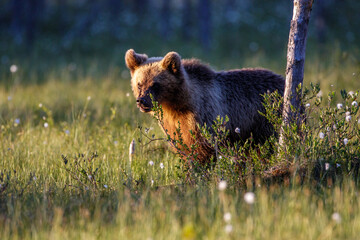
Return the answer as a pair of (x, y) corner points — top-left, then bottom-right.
(218, 69), (285, 143)
(183, 59), (284, 143)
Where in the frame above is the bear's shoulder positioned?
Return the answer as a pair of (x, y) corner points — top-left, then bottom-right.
(182, 59), (215, 83)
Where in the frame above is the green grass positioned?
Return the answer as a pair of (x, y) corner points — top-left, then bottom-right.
(1, 47), (360, 239)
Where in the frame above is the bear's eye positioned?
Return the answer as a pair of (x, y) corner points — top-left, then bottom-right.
(137, 83), (142, 91)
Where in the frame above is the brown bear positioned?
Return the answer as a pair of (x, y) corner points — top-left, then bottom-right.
(125, 49), (285, 164)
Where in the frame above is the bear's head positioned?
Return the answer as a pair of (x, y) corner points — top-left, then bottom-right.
(125, 49), (186, 113)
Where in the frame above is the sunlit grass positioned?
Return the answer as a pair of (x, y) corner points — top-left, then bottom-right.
(1, 47), (360, 239)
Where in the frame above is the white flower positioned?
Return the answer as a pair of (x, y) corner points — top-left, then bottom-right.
(33, 176), (37, 181)
(317, 90), (323, 97)
(218, 156), (222, 160)
(344, 138), (348, 145)
(148, 161), (154, 166)
(126, 93), (130, 97)
(218, 180), (227, 191)
(65, 129), (70, 135)
(336, 163), (341, 168)
(348, 91), (355, 97)
(337, 103), (343, 109)
(87, 96), (91, 101)
(224, 212), (231, 222)
(352, 101), (358, 107)
(39, 103), (43, 108)
(235, 127), (240, 134)
(14, 118), (20, 124)
(160, 163), (164, 169)
(10, 64), (18, 73)
(44, 122), (49, 128)
(333, 124), (337, 130)
(331, 212), (342, 224)
(151, 179), (154, 186)
(325, 163), (330, 171)
(88, 175), (92, 180)
(104, 184), (108, 188)
(305, 103), (310, 108)
(244, 192), (255, 204)
(114, 140), (119, 145)
(225, 224), (233, 234)
(319, 132), (325, 139)
(7, 96), (12, 101)
(346, 115), (351, 122)
(345, 111), (351, 116)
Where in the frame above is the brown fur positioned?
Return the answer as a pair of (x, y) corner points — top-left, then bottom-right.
(125, 49), (285, 164)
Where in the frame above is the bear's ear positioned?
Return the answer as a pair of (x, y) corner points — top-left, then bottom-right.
(161, 52), (182, 75)
(125, 49), (148, 74)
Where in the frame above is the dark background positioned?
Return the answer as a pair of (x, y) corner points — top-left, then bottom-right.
(0, 0), (359, 83)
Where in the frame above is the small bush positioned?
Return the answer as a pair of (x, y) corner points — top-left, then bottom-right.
(149, 84), (360, 186)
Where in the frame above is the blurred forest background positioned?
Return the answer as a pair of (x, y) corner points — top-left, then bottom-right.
(0, 0), (359, 84)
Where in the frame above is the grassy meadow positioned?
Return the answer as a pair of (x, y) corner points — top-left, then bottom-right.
(0, 45), (360, 240)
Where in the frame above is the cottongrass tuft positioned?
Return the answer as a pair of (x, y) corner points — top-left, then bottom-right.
(225, 224), (233, 234)
(325, 163), (330, 171)
(218, 180), (227, 191)
(10, 64), (18, 73)
(223, 212), (231, 222)
(332, 212), (342, 224)
(129, 139), (135, 162)
(244, 192), (255, 204)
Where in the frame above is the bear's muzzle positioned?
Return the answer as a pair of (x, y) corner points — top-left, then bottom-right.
(136, 96), (153, 112)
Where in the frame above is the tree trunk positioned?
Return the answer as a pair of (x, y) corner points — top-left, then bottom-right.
(279, 0), (314, 146)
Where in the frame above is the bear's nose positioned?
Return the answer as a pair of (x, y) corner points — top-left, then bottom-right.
(136, 97), (145, 105)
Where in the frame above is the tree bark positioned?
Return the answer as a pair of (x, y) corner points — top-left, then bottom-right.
(279, 0), (314, 146)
